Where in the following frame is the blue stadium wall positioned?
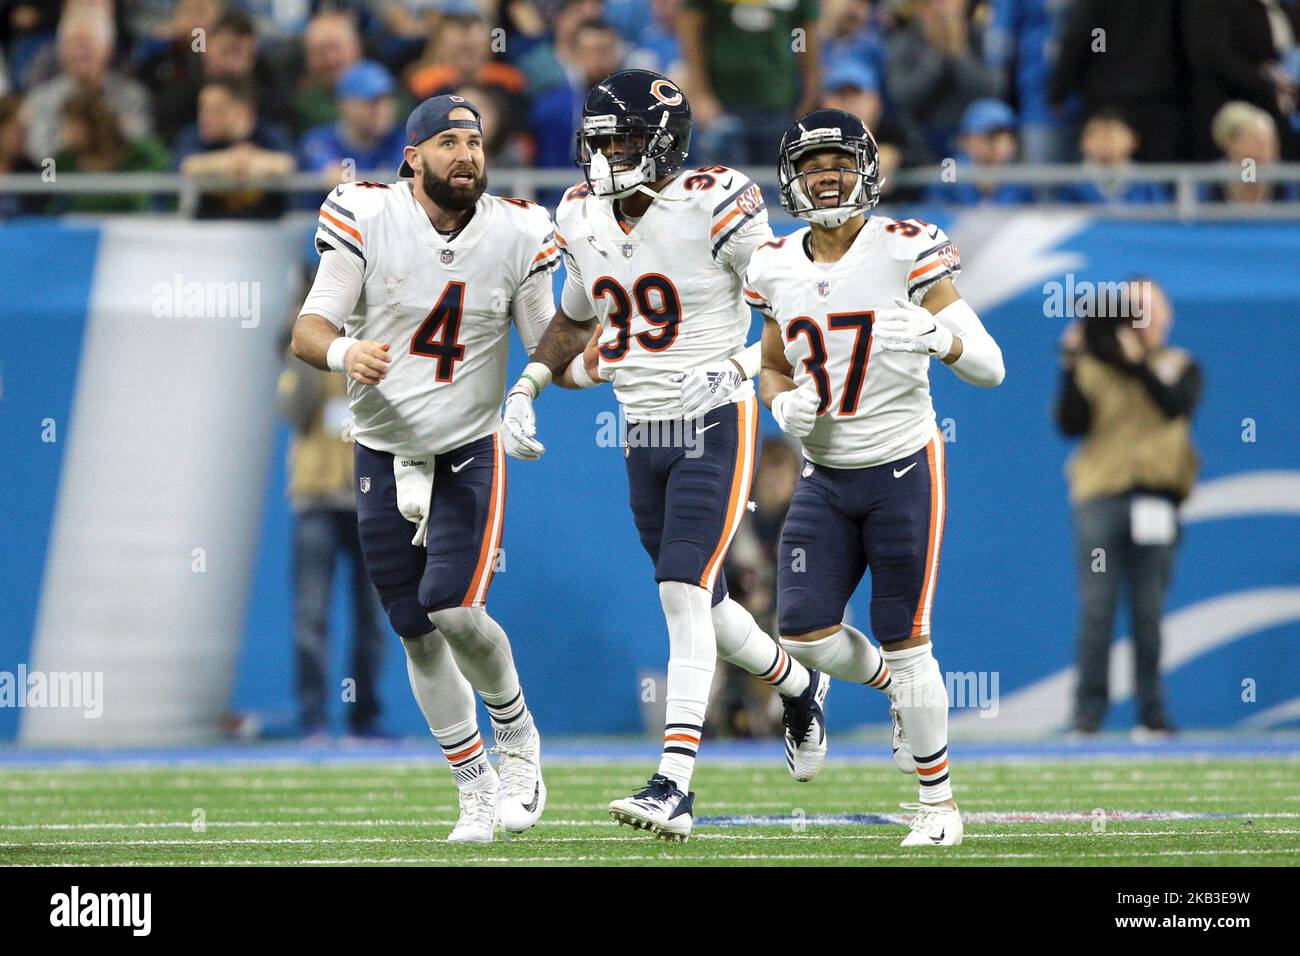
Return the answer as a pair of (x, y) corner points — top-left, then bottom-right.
(1, 211), (1297, 741)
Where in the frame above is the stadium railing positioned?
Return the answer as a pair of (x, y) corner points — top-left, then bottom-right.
(2, 163), (1299, 220)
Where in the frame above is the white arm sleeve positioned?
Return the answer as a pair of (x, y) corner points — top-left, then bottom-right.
(718, 213), (773, 280)
(934, 298), (1005, 387)
(298, 248), (365, 330)
(511, 268), (556, 355)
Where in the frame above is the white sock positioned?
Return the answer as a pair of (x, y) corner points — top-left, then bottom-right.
(429, 606), (534, 746)
(401, 630), (491, 788)
(782, 624), (892, 693)
(882, 643), (952, 804)
(656, 581), (717, 792)
(712, 597), (810, 697)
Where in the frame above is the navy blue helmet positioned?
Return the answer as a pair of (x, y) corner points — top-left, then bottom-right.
(576, 69), (693, 199)
(778, 108), (882, 227)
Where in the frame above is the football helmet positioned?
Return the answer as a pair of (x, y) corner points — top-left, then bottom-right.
(576, 69), (693, 200)
(778, 108), (882, 228)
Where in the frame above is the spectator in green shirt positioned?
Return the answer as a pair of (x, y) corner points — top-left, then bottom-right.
(53, 90), (170, 214)
(680, 0), (822, 165)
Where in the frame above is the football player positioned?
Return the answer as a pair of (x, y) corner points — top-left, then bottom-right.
(291, 95), (559, 843)
(746, 109), (1005, 847)
(500, 70), (831, 842)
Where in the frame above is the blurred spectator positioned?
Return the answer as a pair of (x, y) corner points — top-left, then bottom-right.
(821, 0), (885, 86)
(517, 0), (604, 96)
(983, 0), (1079, 163)
(295, 10), (364, 135)
(0, 93), (43, 217)
(530, 18), (622, 168)
(1056, 278), (1200, 737)
(299, 60), (407, 183)
(680, 0), (822, 165)
(1185, 0), (1299, 160)
(175, 76), (295, 219)
(932, 97), (1032, 206)
(1, 3), (61, 91)
(24, 7), (152, 162)
(128, 0), (223, 65)
(1048, 0), (1185, 161)
(715, 436), (803, 738)
(885, 0), (998, 162)
(142, 8), (292, 147)
(1058, 110), (1170, 206)
(52, 90), (169, 213)
(276, 352), (386, 740)
(1206, 100), (1298, 203)
(456, 82), (529, 164)
(620, 0), (682, 76)
(406, 11), (526, 108)
(820, 58), (914, 199)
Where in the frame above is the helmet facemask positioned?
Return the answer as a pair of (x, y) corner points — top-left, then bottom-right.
(578, 113), (680, 200)
(779, 134), (882, 228)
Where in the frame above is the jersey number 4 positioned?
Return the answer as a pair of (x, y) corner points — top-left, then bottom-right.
(410, 281), (467, 382)
(787, 311), (874, 415)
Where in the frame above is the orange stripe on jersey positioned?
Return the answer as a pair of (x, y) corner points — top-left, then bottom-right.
(742, 288), (770, 303)
(910, 431), (946, 637)
(462, 435), (505, 607)
(908, 259), (943, 281)
(698, 396), (757, 590)
(917, 759), (949, 777)
(553, 230), (568, 247)
(710, 206), (741, 238)
(319, 209), (363, 245)
(532, 244), (558, 263)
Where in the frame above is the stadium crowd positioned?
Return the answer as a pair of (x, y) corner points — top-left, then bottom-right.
(0, 0), (1298, 218)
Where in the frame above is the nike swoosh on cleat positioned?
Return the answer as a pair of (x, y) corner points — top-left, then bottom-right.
(451, 458), (474, 472)
(522, 783), (540, 813)
(893, 462), (918, 478)
(931, 828), (945, 844)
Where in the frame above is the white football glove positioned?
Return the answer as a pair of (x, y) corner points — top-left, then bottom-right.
(671, 361), (744, 419)
(771, 386), (820, 439)
(501, 384), (545, 460)
(874, 296), (954, 358)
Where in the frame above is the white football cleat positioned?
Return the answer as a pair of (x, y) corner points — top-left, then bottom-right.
(608, 774), (695, 842)
(890, 698), (916, 773)
(899, 802), (963, 847)
(493, 725), (547, 833)
(447, 771), (499, 844)
(782, 669), (829, 782)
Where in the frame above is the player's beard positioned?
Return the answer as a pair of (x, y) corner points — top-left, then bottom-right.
(424, 164), (487, 211)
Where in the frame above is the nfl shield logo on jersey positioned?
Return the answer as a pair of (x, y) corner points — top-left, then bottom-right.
(621, 242), (634, 259)
(359, 476), (371, 494)
(440, 249), (455, 265)
(817, 280), (831, 298)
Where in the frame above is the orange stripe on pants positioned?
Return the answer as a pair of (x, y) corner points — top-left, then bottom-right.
(462, 434), (505, 607)
(698, 396), (757, 590)
(910, 429), (946, 637)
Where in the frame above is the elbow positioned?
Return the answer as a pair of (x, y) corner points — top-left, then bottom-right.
(289, 319), (309, 363)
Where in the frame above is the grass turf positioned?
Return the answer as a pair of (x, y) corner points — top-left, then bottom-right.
(1, 758), (1297, 866)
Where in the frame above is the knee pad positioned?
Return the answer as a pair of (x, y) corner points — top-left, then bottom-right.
(385, 598), (435, 640)
(710, 597), (752, 657)
(428, 605), (482, 644)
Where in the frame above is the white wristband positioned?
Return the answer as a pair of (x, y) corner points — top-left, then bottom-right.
(567, 352), (598, 389)
(516, 360), (553, 399)
(326, 336), (359, 373)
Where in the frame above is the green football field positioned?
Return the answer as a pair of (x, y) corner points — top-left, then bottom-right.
(2, 757), (1297, 866)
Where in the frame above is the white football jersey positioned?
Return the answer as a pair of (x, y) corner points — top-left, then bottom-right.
(555, 167), (772, 421)
(745, 216), (962, 469)
(309, 179), (560, 457)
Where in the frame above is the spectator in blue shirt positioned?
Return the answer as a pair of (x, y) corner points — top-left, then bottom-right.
(822, 0), (886, 90)
(983, 0), (1079, 163)
(529, 18), (624, 170)
(931, 98), (1033, 206)
(298, 60), (407, 183)
(1058, 110), (1170, 206)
